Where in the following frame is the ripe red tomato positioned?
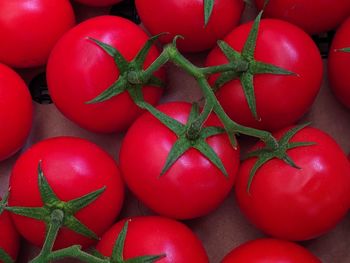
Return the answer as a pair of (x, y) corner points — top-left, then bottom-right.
(0, 198), (20, 262)
(255, 0), (350, 35)
(47, 16), (164, 133)
(8, 137), (124, 249)
(206, 19), (323, 131)
(235, 126), (350, 241)
(0, 63), (32, 161)
(74, 0), (122, 7)
(97, 216), (209, 262)
(0, 0), (75, 68)
(135, 0), (245, 52)
(221, 238), (320, 262)
(328, 17), (350, 108)
(119, 102), (239, 219)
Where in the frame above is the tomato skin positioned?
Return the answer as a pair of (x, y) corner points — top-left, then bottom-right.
(97, 216), (209, 263)
(0, 0), (75, 68)
(119, 102), (239, 219)
(74, 0), (122, 7)
(328, 17), (350, 108)
(8, 137), (124, 249)
(235, 127), (350, 241)
(206, 19), (322, 131)
(0, 199), (20, 262)
(221, 238), (320, 263)
(47, 16), (164, 133)
(135, 0), (244, 52)
(0, 63), (32, 161)
(255, 0), (350, 35)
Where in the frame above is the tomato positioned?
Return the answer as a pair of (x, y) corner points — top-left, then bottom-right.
(47, 15), (164, 133)
(135, 0), (245, 52)
(328, 16), (350, 108)
(0, 198), (20, 263)
(221, 238), (320, 262)
(235, 126), (350, 241)
(0, 63), (32, 161)
(0, 0), (75, 68)
(255, 0), (350, 35)
(74, 0), (122, 7)
(119, 102), (239, 219)
(97, 216), (209, 262)
(8, 137), (124, 249)
(206, 19), (323, 131)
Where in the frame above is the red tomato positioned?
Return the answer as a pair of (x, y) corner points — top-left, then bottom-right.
(328, 17), (350, 108)
(47, 16), (164, 133)
(206, 19), (323, 131)
(0, 198), (20, 262)
(97, 216), (209, 263)
(135, 0), (245, 52)
(119, 102), (239, 219)
(8, 137), (124, 249)
(221, 238), (320, 263)
(74, 0), (122, 7)
(0, 63), (32, 161)
(255, 0), (350, 35)
(0, 0), (75, 68)
(235, 127), (350, 241)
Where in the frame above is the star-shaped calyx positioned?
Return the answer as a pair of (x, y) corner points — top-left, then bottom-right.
(141, 102), (229, 177)
(213, 11), (296, 120)
(6, 162), (105, 243)
(0, 194), (14, 263)
(244, 123), (315, 192)
(86, 34), (165, 104)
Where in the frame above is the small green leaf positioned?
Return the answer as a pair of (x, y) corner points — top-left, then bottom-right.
(217, 40), (241, 61)
(0, 192), (9, 215)
(86, 77), (127, 104)
(288, 141), (316, 149)
(5, 206), (49, 221)
(134, 34), (164, 65)
(241, 72), (258, 120)
(64, 215), (98, 240)
(247, 155), (273, 192)
(66, 186), (106, 214)
(282, 155), (301, 169)
(125, 254), (166, 263)
(0, 248), (13, 263)
(339, 47), (350, 53)
(279, 123), (310, 146)
(147, 76), (165, 88)
(251, 61), (296, 76)
(38, 162), (60, 205)
(241, 11), (263, 59)
(214, 71), (240, 90)
(111, 220), (129, 262)
(204, 0), (215, 26)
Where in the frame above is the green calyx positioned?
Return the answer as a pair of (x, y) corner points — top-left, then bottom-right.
(6, 161), (105, 241)
(86, 34), (165, 105)
(338, 47), (350, 53)
(245, 123), (315, 192)
(203, 0), (214, 26)
(214, 11), (296, 120)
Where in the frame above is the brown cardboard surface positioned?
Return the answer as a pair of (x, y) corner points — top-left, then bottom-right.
(0, 3), (350, 263)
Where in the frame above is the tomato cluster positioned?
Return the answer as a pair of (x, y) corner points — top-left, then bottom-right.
(0, 0), (350, 262)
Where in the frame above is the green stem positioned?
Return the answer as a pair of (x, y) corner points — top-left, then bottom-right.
(47, 246), (108, 263)
(30, 209), (64, 263)
(142, 50), (170, 80)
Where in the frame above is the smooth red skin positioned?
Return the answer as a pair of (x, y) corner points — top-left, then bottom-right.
(235, 127), (350, 241)
(0, 199), (20, 262)
(0, 63), (32, 161)
(206, 19), (323, 131)
(120, 102), (239, 219)
(74, 0), (122, 7)
(221, 238), (320, 263)
(136, 0), (244, 52)
(328, 17), (350, 108)
(0, 0), (75, 68)
(255, 0), (350, 35)
(8, 137), (124, 249)
(97, 216), (209, 263)
(47, 16), (164, 133)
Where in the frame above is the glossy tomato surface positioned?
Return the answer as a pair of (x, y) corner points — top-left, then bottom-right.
(8, 137), (124, 249)
(221, 238), (320, 263)
(255, 0), (350, 35)
(0, 63), (32, 161)
(120, 102), (239, 219)
(136, 0), (244, 52)
(328, 17), (350, 108)
(74, 0), (122, 7)
(235, 127), (350, 241)
(0, 198), (20, 262)
(0, 0), (75, 68)
(97, 216), (209, 263)
(47, 16), (164, 133)
(206, 19), (322, 131)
